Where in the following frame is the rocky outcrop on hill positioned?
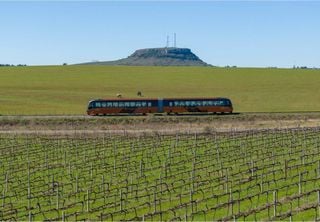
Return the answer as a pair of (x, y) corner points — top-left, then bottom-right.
(79, 48), (209, 66)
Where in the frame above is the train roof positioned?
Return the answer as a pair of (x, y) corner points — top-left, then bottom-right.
(163, 97), (231, 100)
(89, 97), (231, 102)
(90, 98), (157, 102)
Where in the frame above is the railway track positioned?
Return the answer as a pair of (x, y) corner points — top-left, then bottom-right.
(0, 112), (320, 135)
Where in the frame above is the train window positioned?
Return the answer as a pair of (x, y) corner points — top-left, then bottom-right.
(130, 102), (136, 107)
(101, 102), (107, 108)
(190, 101), (196, 106)
(214, 101), (223, 106)
(148, 102), (152, 107)
(95, 102), (101, 108)
(113, 102), (118, 107)
(169, 102), (173, 107)
(142, 102), (147, 107)
(124, 102), (130, 107)
(185, 101), (191, 106)
(202, 101), (207, 106)
(174, 101), (179, 106)
(196, 101), (201, 106)
(119, 102), (124, 107)
(106, 102), (112, 107)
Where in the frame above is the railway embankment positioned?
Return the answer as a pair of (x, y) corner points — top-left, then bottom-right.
(0, 112), (320, 135)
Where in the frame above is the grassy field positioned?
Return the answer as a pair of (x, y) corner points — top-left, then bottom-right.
(1, 129), (320, 220)
(0, 66), (320, 114)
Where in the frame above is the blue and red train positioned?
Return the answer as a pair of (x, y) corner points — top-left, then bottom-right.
(87, 97), (233, 115)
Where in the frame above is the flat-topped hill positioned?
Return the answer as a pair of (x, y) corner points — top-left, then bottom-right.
(79, 47), (209, 66)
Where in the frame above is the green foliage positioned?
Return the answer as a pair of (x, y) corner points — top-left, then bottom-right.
(0, 128), (320, 220)
(0, 66), (320, 114)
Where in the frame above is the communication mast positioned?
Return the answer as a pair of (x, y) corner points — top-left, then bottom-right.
(166, 35), (169, 48)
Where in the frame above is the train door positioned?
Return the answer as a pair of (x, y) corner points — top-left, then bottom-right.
(158, 98), (164, 113)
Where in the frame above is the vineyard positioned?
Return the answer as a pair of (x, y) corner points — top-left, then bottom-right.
(1, 128), (320, 221)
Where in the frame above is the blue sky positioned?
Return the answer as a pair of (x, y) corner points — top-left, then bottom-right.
(0, 1), (319, 67)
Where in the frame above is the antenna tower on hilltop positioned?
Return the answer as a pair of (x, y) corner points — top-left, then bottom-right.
(166, 35), (169, 48)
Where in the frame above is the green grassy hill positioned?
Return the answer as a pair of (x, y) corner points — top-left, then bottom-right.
(0, 66), (319, 115)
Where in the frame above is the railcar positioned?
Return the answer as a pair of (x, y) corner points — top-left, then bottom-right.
(87, 97), (233, 116)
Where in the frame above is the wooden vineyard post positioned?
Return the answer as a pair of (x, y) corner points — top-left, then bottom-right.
(76, 173), (78, 193)
(190, 189), (193, 214)
(229, 188), (233, 216)
(238, 191), (241, 215)
(301, 151), (305, 166)
(113, 159), (117, 175)
(318, 190), (320, 220)
(56, 185), (59, 210)
(90, 162), (93, 179)
(68, 161), (71, 178)
(299, 172), (302, 195)
(191, 158), (195, 192)
(101, 175), (105, 193)
(28, 162), (31, 209)
(5, 172), (8, 194)
(86, 189), (90, 212)
(153, 189), (157, 213)
(273, 190), (277, 218)
(28, 186), (31, 210)
(168, 145), (171, 165)
(64, 150), (67, 167)
(120, 189), (123, 211)
(318, 160), (320, 178)
(284, 160), (288, 179)
(140, 160), (144, 177)
(260, 175), (263, 193)
(251, 160), (254, 177)
(2, 189), (5, 208)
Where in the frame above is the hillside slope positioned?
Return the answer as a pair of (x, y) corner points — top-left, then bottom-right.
(79, 48), (209, 66)
(1, 66), (320, 114)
